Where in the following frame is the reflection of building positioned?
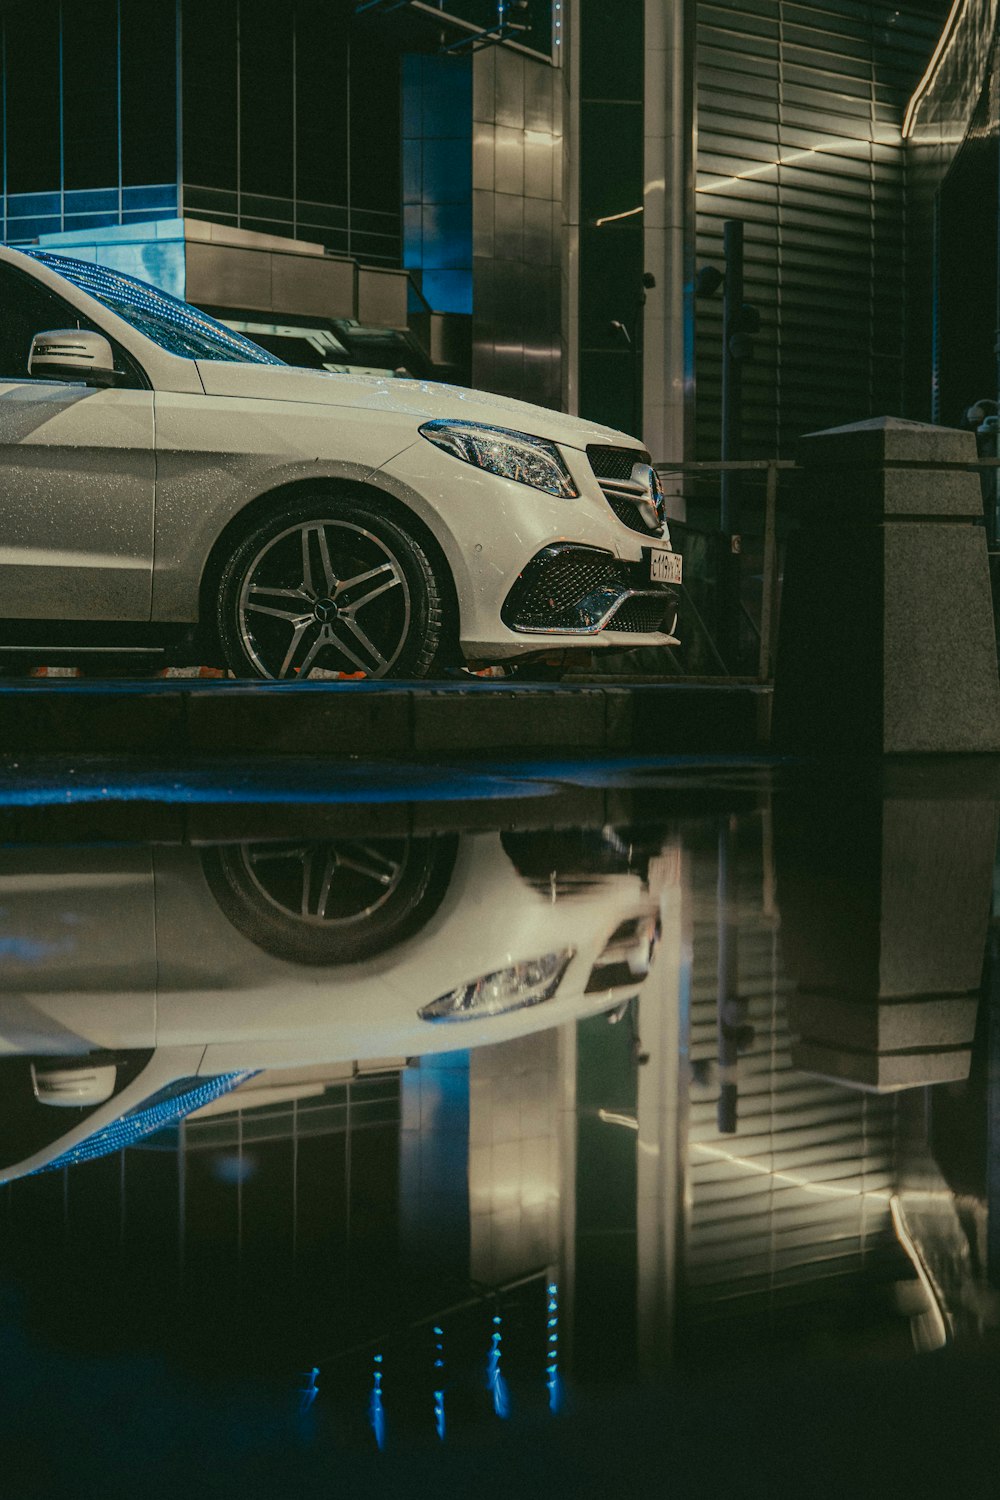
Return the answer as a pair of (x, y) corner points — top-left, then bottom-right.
(2, 807), (984, 1406)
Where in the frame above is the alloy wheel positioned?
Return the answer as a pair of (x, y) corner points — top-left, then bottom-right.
(237, 519), (412, 679)
(240, 839), (406, 926)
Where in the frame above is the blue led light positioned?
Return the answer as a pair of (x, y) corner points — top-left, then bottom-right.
(297, 1367), (320, 1414)
(546, 1281), (562, 1414)
(369, 1355), (386, 1451)
(432, 1323), (447, 1441)
(486, 1314), (510, 1419)
(30, 1072), (256, 1175)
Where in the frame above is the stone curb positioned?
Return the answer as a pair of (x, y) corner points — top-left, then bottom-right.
(0, 678), (771, 756)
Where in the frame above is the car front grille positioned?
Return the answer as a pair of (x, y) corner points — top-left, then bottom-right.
(605, 594), (675, 634)
(502, 545), (678, 635)
(587, 445), (648, 483)
(586, 444), (664, 538)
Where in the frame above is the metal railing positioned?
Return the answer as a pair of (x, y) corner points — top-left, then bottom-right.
(656, 459), (796, 682)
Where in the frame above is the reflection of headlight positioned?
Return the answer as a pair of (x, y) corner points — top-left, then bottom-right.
(419, 950), (575, 1023)
(418, 419), (578, 499)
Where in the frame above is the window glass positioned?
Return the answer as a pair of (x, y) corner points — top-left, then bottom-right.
(28, 253), (284, 365)
(295, 0), (350, 207)
(121, 0), (178, 186)
(5, 8), (60, 194)
(62, 1), (119, 190)
(182, 0), (239, 191)
(0, 262), (144, 385)
(240, 0), (294, 200)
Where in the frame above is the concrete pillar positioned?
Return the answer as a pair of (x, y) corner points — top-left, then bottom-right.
(642, 0), (694, 511)
(773, 416), (1000, 754)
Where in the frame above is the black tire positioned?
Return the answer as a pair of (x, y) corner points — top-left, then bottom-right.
(202, 835), (459, 965)
(216, 494), (446, 680)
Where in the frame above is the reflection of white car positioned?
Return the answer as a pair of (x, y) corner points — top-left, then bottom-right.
(0, 246), (681, 676)
(0, 832), (660, 1181)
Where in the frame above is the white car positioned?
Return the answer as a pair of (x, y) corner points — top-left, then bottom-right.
(0, 247), (682, 677)
(0, 830), (662, 1180)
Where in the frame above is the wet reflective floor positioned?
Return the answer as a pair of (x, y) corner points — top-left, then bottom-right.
(3, 755), (1000, 1496)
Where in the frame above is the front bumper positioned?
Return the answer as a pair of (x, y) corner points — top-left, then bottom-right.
(501, 544), (680, 639)
(377, 438), (682, 661)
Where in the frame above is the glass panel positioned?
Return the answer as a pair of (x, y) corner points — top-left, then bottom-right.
(5, 8), (60, 194)
(239, 0), (294, 200)
(295, 0), (350, 208)
(62, 0), (119, 190)
(7, 193), (62, 218)
(181, 0), (238, 190)
(121, 0), (178, 187)
(64, 189), (121, 215)
(122, 183), (179, 212)
(349, 29), (400, 217)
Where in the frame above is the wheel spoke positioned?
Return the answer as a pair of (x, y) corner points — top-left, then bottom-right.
(356, 843), (404, 881)
(300, 527), (322, 597)
(335, 562), (394, 601)
(248, 844), (309, 865)
(246, 601), (314, 626)
(337, 843), (402, 885)
(325, 630), (370, 675)
(300, 849), (315, 917)
(343, 575), (401, 614)
(295, 627), (330, 678)
(279, 619), (319, 678)
(315, 851), (338, 918)
(248, 585), (312, 605)
(340, 616), (388, 671)
(315, 527), (337, 592)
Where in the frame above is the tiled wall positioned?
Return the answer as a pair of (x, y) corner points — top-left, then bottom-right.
(471, 46), (564, 408)
(469, 1030), (562, 1285)
(402, 55), (474, 315)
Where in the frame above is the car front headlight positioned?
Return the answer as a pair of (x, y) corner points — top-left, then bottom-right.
(419, 419), (578, 498)
(418, 950), (575, 1023)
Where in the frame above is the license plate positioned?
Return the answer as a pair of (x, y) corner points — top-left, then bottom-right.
(649, 549), (682, 585)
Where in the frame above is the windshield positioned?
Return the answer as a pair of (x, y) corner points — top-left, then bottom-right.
(27, 251), (285, 365)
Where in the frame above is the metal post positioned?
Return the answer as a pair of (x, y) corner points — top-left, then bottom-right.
(720, 220), (744, 536)
(720, 221), (744, 671)
(716, 815), (739, 1135)
(757, 460), (779, 680)
(987, 924), (1000, 1286)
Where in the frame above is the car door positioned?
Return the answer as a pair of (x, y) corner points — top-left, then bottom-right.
(0, 259), (154, 621)
(0, 846), (157, 1055)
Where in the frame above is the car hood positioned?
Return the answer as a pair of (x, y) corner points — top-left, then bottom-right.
(195, 361), (642, 452)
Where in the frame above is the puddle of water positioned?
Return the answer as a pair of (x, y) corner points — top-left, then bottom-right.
(1, 765), (998, 1491)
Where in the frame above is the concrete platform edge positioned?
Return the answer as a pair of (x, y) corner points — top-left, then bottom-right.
(0, 679), (772, 756)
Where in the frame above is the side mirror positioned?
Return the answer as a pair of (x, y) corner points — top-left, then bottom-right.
(31, 1061), (118, 1108)
(28, 328), (118, 387)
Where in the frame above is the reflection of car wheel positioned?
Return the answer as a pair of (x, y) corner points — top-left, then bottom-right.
(216, 495), (446, 679)
(202, 836), (458, 964)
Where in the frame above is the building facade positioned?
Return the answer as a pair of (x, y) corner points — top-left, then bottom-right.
(0, 1), (977, 466)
